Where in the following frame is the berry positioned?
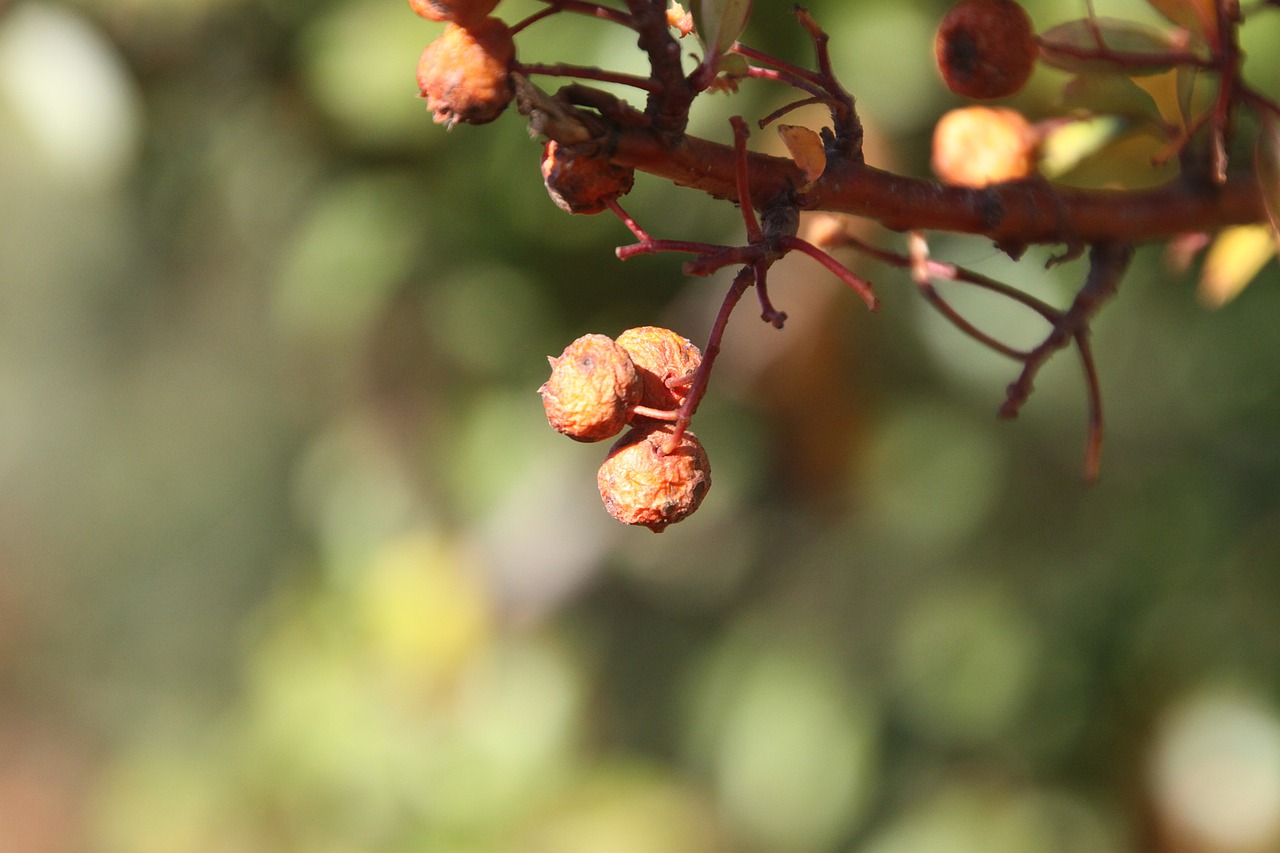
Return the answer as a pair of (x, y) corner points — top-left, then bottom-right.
(597, 425), (711, 532)
(614, 327), (702, 411)
(407, 0), (499, 25)
(540, 140), (636, 215)
(931, 106), (1037, 187)
(417, 18), (515, 127)
(935, 0), (1037, 100)
(540, 334), (642, 442)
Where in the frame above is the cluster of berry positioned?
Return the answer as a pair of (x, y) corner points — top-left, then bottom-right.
(412, 0), (515, 127)
(540, 328), (711, 533)
(932, 0), (1040, 188)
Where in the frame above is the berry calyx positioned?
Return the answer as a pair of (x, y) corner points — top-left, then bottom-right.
(935, 0), (1037, 100)
(417, 18), (515, 127)
(541, 141), (636, 215)
(407, 0), (499, 25)
(540, 334), (642, 442)
(932, 106), (1038, 187)
(614, 326), (702, 412)
(597, 424), (712, 533)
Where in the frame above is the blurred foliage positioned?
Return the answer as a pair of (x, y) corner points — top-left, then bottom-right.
(1, 0), (1280, 851)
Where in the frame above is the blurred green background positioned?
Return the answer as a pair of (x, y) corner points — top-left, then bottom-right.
(2, 0), (1280, 850)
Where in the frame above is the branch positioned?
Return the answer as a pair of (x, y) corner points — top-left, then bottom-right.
(599, 124), (1266, 247)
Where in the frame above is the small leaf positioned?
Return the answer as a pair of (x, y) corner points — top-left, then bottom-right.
(1198, 224), (1277, 308)
(706, 52), (749, 92)
(776, 124), (826, 190)
(692, 0), (752, 58)
(1039, 115), (1130, 178)
(1256, 113), (1280, 242)
(1039, 18), (1178, 77)
(1145, 0), (1216, 43)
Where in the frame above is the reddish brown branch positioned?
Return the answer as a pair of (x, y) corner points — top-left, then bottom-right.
(597, 124), (1267, 247)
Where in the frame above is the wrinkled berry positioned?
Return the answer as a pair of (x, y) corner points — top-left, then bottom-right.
(417, 18), (515, 127)
(541, 140), (636, 215)
(407, 0), (499, 24)
(540, 334), (642, 442)
(932, 106), (1037, 187)
(614, 326), (702, 411)
(597, 425), (711, 532)
(935, 0), (1037, 100)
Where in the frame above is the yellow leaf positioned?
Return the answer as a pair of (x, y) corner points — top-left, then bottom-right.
(1146, 0), (1217, 43)
(776, 124), (826, 191)
(1198, 224), (1277, 308)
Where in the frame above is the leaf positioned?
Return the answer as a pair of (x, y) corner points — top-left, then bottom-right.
(776, 124), (826, 190)
(691, 0), (752, 58)
(1060, 73), (1162, 124)
(1256, 112), (1280, 243)
(1145, 0), (1217, 43)
(1198, 224), (1277, 308)
(1039, 18), (1178, 77)
(1039, 115), (1130, 178)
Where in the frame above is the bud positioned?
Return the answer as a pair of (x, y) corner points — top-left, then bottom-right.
(935, 0), (1037, 100)
(614, 326), (702, 411)
(597, 425), (712, 532)
(540, 334), (642, 442)
(417, 18), (515, 127)
(932, 106), (1037, 187)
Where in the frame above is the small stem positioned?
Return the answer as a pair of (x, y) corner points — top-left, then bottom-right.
(731, 116), (763, 243)
(758, 97), (824, 129)
(616, 238), (731, 262)
(606, 198), (651, 242)
(630, 404), (680, 421)
(515, 63), (663, 92)
(753, 259), (787, 327)
(778, 236), (879, 311)
(1077, 331), (1105, 482)
(513, 0), (634, 34)
(663, 267), (755, 452)
(730, 42), (826, 87)
(1001, 242), (1132, 420)
(904, 232), (1031, 359)
(831, 232), (1059, 320)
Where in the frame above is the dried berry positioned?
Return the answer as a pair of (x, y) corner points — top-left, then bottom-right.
(935, 0), (1037, 100)
(540, 334), (642, 442)
(597, 425), (711, 532)
(614, 326), (702, 411)
(407, 0), (499, 25)
(541, 140), (636, 215)
(932, 106), (1037, 187)
(417, 18), (515, 127)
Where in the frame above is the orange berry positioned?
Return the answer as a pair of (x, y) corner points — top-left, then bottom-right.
(407, 0), (499, 25)
(614, 327), (702, 411)
(597, 425), (711, 532)
(932, 106), (1037, 187)
(417, 18), (515, 127)
(540, 140), (636, 215)
(540, 334), (642, 442)
(935, 0), (1037, 100)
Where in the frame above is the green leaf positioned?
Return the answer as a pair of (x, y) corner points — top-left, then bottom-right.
(692, 0), (752, 59)
(1256, 113), (1280, 244)
(1039, 18), (1178, 77)
(1060, 73), (1162, 124)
